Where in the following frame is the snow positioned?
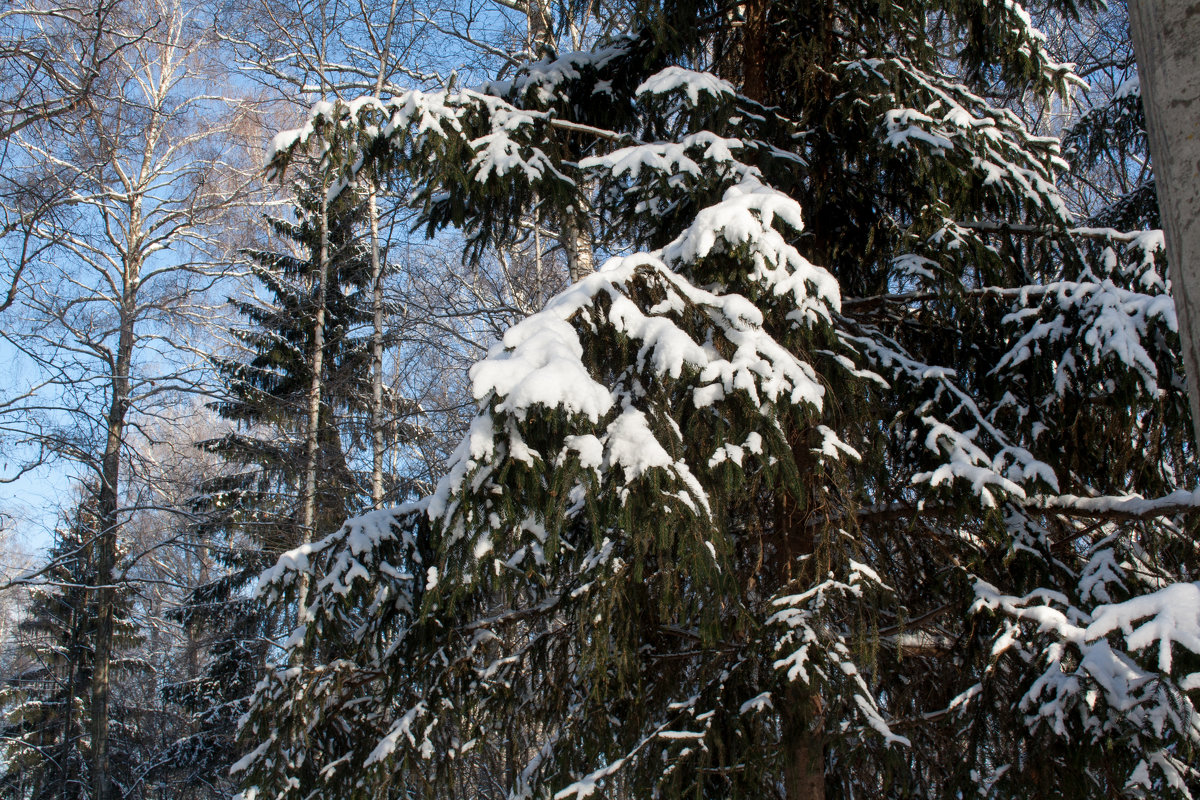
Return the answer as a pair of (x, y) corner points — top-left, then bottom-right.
(421, 164), (842, 539)
(917, 420), (1027, 506)
(708, 431), (763, 468)
(661, 179), (842, 322)
(1079, 547), (1126, 604)
(1033, 488), (1200, 519)
(257, 504), (424, 602)
(635, 66), (737, 105)
(230, 738), (273, 775)
(469, 105), (567, 184)
(739, 692), (772, 715)
(850, 329), (1060, 505)
(769, 566), (910, 747)
(996, 278), (1177, 397)
(605, 290), (710, 378)
(246, 34), (1199, 800)
(604, 406), (672, 480)
(580, 132), (747, 182)
(553, 758), (627, 800)
(1114, 75), (1141, 100)
(365, 702), (428, 765)
(1086, 583), (1200, 674)
(814, 425), (861, 463)
(974, 577), (1200, 759)
(562, 434), (604, 469)
(487, 39), (632, 103)
(885, 108), (955, 153)
(257, 541), (320, 591)
(471, 313), (614, 421)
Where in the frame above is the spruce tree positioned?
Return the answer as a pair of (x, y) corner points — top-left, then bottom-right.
(239, 2), (1199, 798)
(169, 176), (415, 788)
(208, 178), (378, 533)
(0, 488), (145, 800)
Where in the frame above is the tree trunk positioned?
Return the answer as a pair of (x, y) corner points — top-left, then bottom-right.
(742, 0), (768, 103)
(562, 206), (594, 283)
(781, 689), (825, 800)
(527, 0), (552, 51)
(63, 601), (83, 798)
(524, 0), (593, 285)
(775, 429), (826, 800)
(1129, 0), (1200, 448)
(297, 184), (330, 621)
(369, 184), (385, 509)
(92, 283), (135, 800)
(745, 1), (826, 786)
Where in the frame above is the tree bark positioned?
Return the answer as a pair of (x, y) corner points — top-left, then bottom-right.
(562, 206), (594, 283)
(92, 273), (136, 800)
(775, 429), (826, 800)
(527, 0), (552, 51)
(742, 0), (768, 103)
(745, 1), (826, 789)
(369, 184), (385, 509)
(524, 0), (593, 285)
(63, 594), (84, 798)
(1129, 0), (1200, 448)
(297, 183), (330, 620)
(782, 696), (825, 800)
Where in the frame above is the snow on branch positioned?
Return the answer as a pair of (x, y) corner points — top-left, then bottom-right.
(1085, 583), (1200, 678)
(994, 278), (1177, 397)
(1030, 489), (1200, 520)
(972, 578), (1200, 783)
(847, 329), (1057, 505)
(769, 561), (910, 748)
(635, 66), (737, 106)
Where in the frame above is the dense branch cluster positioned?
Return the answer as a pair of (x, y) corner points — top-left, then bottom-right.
(234, 1), (1200, 798)
(0, 1), (1194, 799)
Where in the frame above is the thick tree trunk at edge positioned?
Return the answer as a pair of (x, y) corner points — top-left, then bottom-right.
(1129, 0), (1200, 448)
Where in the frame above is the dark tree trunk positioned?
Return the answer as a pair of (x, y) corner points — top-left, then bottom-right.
(741, 2), (829, 792)
(782, 696), (826, 800)
(775, 429), (827, 800)
(92, 283), (135, 800)
(742, 0), (768, 103)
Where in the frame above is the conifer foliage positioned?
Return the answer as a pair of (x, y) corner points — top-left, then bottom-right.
(207, 178), (378, 534)
(0, 489), (146, 800)
(168, 177), (409, 790)
(238, 1), (1200, 798)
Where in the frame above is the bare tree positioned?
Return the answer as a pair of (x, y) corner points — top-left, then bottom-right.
(0, 516), (33, 680)
(0, 0), (265, 795)
(0, 0), (153, 315)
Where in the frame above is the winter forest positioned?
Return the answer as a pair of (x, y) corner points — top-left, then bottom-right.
(0, 0), (1197, 797)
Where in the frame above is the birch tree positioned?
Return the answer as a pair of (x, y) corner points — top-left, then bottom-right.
(1128, 0), (1200, 448)
(0, 0), (149, 315)
(1, 1), (263, 796)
